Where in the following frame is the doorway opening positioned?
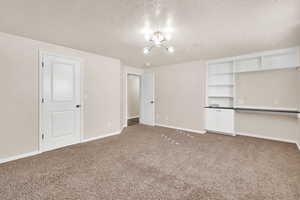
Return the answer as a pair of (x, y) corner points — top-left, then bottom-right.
(127, 74), (141, 126)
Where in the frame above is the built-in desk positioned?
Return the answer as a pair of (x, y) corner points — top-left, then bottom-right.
(205, 106), (300, 136)
(205, 106), (299, 116)
(205, 106), (234, 110)
(234, 107), (299, 116)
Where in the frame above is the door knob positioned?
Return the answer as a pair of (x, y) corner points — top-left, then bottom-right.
(76, 105), (81, 108)
(150, 101), (155, 104)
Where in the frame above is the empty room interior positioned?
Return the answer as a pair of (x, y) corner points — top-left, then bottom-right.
(1, 1), (300, 199)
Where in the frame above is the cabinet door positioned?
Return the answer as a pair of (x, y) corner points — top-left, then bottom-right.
(216, 109), (234, 134)
(205, 109), (216, 131)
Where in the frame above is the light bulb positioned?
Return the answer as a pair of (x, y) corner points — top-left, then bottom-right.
(167, 46), (175, 53)
(144, 34), (151, 41)
(143, 47), (150, 55)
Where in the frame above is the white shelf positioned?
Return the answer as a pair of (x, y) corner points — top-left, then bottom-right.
(206, 59), (235, 110)
(234, 47), (299, 73)
(208, 96), (233, 98)
(209, 72), (233, 75)
(208, 84), (234, 87)
(235, 65), (299, 74)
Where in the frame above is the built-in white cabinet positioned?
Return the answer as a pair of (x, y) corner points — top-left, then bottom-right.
(235, 57), (261, 73)
(205, 109), (234, 135)
(235, 47), (299, 73)
(205, 46), (299, 136)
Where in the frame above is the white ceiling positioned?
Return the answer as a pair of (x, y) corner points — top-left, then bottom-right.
(0, 0), (299, 67)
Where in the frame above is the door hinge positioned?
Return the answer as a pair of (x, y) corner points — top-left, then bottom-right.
(42, 133), (44, 140)
(42, 62), (44, 68)
(41, 98), (45, 103)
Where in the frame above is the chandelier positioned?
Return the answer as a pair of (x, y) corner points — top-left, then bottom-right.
(143, 31), (175, 55)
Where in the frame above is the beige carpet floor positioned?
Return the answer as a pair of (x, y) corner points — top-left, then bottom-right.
(0, 125), (300, 200)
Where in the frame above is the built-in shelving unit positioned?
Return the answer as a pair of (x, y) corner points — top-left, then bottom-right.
(206, 47), (299, 108)
(205, 46), (299, 136)
(234, 47), (299, 73)
(207, 60), (235, 108)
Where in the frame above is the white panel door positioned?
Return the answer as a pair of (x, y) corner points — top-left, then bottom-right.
(140, 72), (155, 126)
(41, 54), (81, 152)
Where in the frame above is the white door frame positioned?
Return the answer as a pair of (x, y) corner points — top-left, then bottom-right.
(38, 50), (84, 152)
(125, 71), (142, 127)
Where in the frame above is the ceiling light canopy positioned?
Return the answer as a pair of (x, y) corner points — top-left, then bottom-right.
(167, 46), (174, 53)
(143, 30), (175, 55)
(143, 47), (151, 55)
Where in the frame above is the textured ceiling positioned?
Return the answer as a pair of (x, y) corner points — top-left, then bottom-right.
(0, 0), (299, 67)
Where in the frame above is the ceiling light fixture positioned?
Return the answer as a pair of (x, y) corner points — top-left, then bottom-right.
(143, 31), (175, 55)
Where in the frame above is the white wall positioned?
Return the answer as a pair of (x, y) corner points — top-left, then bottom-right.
(236, 112), (298, 142)
(149, 61), (206, 132)
(297, 47), (300, 149)
(235, 69), (298, 109)
(127, 74), (140, 119)
(235, 68), (299, 142)
(297, 50), (300, 149)
(0, 32), (121, 159)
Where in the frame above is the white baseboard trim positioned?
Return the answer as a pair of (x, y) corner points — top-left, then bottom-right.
(0, 151), (40, 165)
(82, 130), (122, 143)
(156, 123), (206, 134)
(0, 130), (123, 165)
(206, 129), (235, 136)
(237, 132), (297, 144)
(297, 142), (300, 151)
